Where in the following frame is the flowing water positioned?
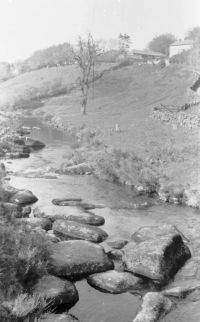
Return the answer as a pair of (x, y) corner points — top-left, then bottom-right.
(6, 117), (200, 322)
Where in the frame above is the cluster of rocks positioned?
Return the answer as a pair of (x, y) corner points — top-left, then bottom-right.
(1, 182), (199, 321)
(0, 125), (45, 159)
(152, 103), (200, 130)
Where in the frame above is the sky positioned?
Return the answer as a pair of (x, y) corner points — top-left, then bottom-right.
(0, 0), (199, 62)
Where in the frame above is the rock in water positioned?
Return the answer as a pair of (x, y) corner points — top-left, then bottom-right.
(123, 234), (191, 284)
(87, 270), (143, 294)
(133, 292), (173, 322)
(53, 219), (108, 243)
(52, 198), (82, 205)
(24, 138), (45, 150)
(131, 224), (189, 243)
(9, 189), (38, 205)
(107, 239), (128, 249)
(33, 275), (79, 311)
(48, 211), (105, 226)
(52, 198), (104, 209)
(39, 313), (79, 322)
(48, 240), (114, 279)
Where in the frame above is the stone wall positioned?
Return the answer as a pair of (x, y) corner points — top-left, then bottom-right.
(152, 102), (200, 129)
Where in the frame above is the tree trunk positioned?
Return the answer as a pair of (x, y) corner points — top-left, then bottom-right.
(81, 97), (87, 115)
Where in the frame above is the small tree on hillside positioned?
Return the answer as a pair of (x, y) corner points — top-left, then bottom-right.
(147, 33), (176, 56)
(73, 33), (101, 115)
(118, 33), (131, 54)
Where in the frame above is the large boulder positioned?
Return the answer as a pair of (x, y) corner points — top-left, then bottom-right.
(123, 234), (191, 284)
(48, 240), (114, 280)
(9, 189), (38, 205)
(133, 292), (173, 322)
(53, 219), (108, 243)
(87, 270), (143, 294)
(39, 313), (79, 322)
(33, 275), (79, 311)
(131, 224), (189, 243)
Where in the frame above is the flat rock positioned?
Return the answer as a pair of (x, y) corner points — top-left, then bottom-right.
(46, 211), (105, 226)
(123, 234), (191, 284)
(52, 199), (104, 209)
(33, 275), (79, 311)
(40, 313), (79, 322)
(53, 219), (108, 243)
(87, 270), (143, 294)
(107, 239), (128, 249)
(131, 224), (189, 243)
(9, 189), (38, 205)
(133, 292), (173, 322)
(48, 240), (114, 280)
(52, 198), (82, 205)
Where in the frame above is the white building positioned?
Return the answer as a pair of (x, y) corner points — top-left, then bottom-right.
(169, 40), (194, 58)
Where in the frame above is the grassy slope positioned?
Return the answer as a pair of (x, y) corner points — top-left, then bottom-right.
(38, 64), (200, 188)
(0, 63), (113, 110)
(1, 63), (200, 188)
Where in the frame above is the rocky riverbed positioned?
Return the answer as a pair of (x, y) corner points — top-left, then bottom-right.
(1, 118), (200, 322)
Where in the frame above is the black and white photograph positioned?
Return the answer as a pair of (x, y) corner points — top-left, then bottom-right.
(0, 0), (200, 321)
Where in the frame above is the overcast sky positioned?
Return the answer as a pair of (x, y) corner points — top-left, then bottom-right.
(0, 0), (199, 62)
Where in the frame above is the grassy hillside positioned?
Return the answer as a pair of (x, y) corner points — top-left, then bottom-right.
(1, 62), (200, 189)
(0, 63), (113, 110)
(33, 64), (200, 190)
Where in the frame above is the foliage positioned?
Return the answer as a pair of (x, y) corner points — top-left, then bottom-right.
(185, 26), (200, 42)
(0, 222), (50, 301)
(118, 33), (131, 54)
(0, 293), (48, 322)
(148, 33), (176, 56)
(24, 43), (74, 71)
(169, 43), (200, 68)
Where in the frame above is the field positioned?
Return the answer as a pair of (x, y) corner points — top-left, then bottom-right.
(0, 62), (200, 190)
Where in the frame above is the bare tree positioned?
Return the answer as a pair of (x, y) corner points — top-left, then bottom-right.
(73, 33), (101, 115)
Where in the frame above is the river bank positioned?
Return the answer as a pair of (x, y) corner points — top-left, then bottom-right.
(0, 116), (200, 321)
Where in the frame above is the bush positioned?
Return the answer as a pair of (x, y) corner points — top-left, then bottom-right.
(0, 223), (50, 301)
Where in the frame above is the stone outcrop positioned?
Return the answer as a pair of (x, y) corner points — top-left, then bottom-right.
(123, 231), (191, 284)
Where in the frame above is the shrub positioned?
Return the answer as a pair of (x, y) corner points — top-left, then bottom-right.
(0, 223), (50, 301)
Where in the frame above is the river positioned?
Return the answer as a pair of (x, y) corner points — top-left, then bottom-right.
(5, 117), (200, 322)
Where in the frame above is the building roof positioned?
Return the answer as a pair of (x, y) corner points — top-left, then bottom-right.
(130, 49), (165, 57)
(171, 39), (194, 46)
